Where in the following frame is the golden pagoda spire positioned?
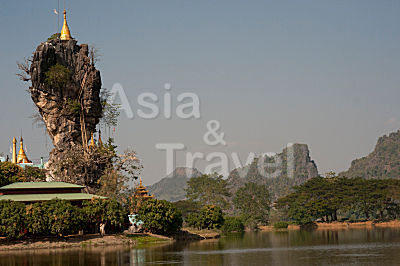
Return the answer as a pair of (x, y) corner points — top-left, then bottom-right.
(98, 130), (103, 146)
(12, 137), (17, 164)
(89, 133), (95, 148)
(60, 9), (72, 41)
(16, 137), (31, 164)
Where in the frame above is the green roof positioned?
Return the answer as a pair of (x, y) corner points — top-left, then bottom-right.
(0, 182), (84, 190)
(0, 193), (106, 202)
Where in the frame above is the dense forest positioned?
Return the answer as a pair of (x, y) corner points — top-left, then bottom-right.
(276, 176), (400, 225)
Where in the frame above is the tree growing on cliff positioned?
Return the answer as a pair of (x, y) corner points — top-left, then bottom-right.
(100, 88), (120, 138)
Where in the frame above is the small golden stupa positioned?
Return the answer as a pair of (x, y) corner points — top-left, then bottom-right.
(16, 137), (32, 164)
(89, 132), (96, 148)
(98, 131), (103, 146)
(60, 9), (72, 41)
(134, 178), (154, 199)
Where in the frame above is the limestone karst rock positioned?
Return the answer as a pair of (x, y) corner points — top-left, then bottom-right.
(28, 39), (103, 180)
(29, 39), (102, 149)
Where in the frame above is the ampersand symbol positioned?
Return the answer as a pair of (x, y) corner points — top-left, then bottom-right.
(203, 120), (226, 146)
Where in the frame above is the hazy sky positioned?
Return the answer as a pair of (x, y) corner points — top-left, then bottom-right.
(1, 0), (399, 185)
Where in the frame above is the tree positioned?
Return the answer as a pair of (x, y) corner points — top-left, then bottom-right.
(24, 166), (47, 182)
(276, 176), (400, 224)
(43, 200), (84, 236)
(83, 198), (127, 234)
(25, 202), (49, 236)
(89, 44), (101, 66)
(186, 174), (231, 209)
(186, 205), (224, 230)
(0, 200), (26, 239)
(97, 148), (143, 201)
(0, 162), (24, 186)
(233, 182), (271, 227)
(44, 64), (71, 90)
(173, 200), (201, 219)
(221, 217), (244, 233)
(51, 144), (115, 192)
(100, 88), (120, 137)
(137, 199), (183, 235)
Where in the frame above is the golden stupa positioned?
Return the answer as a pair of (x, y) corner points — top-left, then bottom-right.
(134, 178), (154, 199)
(16, 137), (32, 164)
(89, 133), (96, 148)
(60, 9), (72, 41)
(98, 131), (103, 146)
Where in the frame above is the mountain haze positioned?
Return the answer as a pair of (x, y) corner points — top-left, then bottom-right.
(147, 167), (202, 202)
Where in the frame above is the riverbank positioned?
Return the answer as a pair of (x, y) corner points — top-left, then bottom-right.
(0, 233), (171, 251)
(259, 220), (400, 231)
(0, 228), (221, 251)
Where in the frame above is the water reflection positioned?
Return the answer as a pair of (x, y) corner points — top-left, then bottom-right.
(2, 228), (400, 265)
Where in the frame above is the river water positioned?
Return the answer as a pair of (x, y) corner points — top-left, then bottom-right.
(2, 228), (400, 265)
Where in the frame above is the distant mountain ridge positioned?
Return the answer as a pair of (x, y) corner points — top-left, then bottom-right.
(148, 144), (319, 202)
(227, 143), (319, 200)
(147, 167), (202, 202)
(340, 130), (400, 179)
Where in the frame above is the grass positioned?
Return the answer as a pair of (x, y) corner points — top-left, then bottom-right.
(125, 234), (168, 244)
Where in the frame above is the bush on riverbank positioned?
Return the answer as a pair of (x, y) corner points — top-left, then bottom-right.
(0, 200), (26, 239)
(221, 216), (244, 233)
(273, 221), (289, 229)
(0, 198), (128, 239)
(26, 200), (84, 236)
(137, 199), (182, 235)
(186, 205), (224, 230)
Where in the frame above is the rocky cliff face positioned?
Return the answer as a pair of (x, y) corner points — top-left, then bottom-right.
(29, 39), (102, 149)
(227, 143), (319, 200)
(340, 130), (400, 179)
(28, 39), (102, 178)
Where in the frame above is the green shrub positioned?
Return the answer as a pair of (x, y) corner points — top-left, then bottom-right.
(67, 99), (82, 116)
(25, 200), (84, 237)
(186, 212), (202, 229)
(83, 198), (128, 232)
(221, 217), (244, 233)
(0, 200), (27, 239)
(0, 162), (24, 187)
(45, 64), (71, 90)
(186, 205), (225, 230)
(47, 33), (60, 41)
(137, 199), (182, 235)
(273, 221), (289, 229)
(42, 200), (84, 236)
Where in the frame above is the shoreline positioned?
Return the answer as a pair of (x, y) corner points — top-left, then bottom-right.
(0, 229), (219, 251)
(0, 233), (171, 251)
(259, 220), (400, 231)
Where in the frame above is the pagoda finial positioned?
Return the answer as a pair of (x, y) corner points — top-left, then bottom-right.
(98, 130), (103, 146)
(16, 136), (32, 164)
(89, 132), (95, 148)
(60, 9), (72, 40)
